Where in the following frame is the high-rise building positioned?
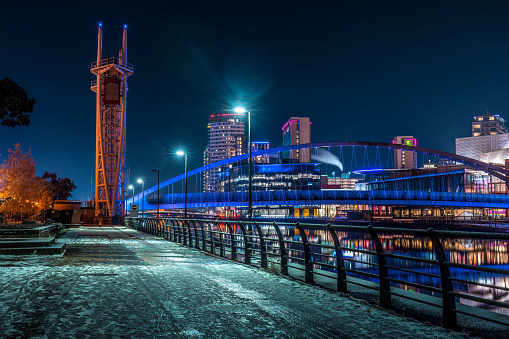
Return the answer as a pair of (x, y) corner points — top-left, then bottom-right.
(472, 110), (507, 136)
(251, 141), (270, 164)
(282, 117), (312, 163)
(393, 136), (417, 169)
(90, 24), (133, 217)
(203, 112), (247, 192)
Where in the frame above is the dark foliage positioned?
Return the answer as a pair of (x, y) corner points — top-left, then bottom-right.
(0, 78), (35, 127)
(42, 172), (76, 200)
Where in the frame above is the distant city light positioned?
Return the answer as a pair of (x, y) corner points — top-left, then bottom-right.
(234, 107), (247, 113)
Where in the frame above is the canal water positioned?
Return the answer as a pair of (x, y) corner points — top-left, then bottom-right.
(255, 225), (509, 316)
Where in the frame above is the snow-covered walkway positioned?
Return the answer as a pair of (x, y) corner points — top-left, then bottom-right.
(0, 226), (470, 338)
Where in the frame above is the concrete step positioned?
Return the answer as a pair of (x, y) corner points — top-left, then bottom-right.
(0, 237), (55, 248)
(0, 242), (67, 255)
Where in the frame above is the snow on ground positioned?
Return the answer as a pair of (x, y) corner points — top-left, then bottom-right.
(0, 226), (474, 338)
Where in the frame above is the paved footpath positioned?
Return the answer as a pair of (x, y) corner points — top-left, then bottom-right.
(0, 226), (473, 338)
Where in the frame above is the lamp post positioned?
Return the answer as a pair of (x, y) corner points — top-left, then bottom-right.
(137, 178), (144, 216)
(176, 151), (188, 219)
(152, 169), (160, 219)
(128, 185), (134, 215)
(234, 107), (252, 220)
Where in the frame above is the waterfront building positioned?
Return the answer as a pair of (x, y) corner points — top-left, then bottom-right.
(252, 141), (270, 164)
(455, 133), (509, 160)
(393, 136), (417, 169)
(215, 163), (321, 192)
(282, 117), (312, 163)
(203, 112), (247, 192)
(472, 110), (507, 136)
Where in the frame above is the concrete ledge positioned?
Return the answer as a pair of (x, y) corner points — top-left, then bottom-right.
(0, 242), (67, 255)
(0, 237), (55, 248)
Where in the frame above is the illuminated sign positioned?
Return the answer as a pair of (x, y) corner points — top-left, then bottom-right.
(403, 138), (417, 146)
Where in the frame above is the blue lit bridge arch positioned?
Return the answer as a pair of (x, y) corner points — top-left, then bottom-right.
(125, 141), (509, 211)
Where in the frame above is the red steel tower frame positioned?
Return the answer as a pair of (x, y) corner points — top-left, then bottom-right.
(90, 24), (133, 217)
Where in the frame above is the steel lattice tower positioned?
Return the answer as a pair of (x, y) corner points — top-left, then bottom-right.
(90, 23), (133, 217)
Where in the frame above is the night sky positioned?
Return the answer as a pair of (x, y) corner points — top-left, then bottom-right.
(3, 1), (509, 200)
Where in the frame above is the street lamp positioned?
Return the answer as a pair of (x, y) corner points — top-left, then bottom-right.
(152, 169), (160, 219)
(176, 151), (188, 219)
(234, 107), (252, 220)
(128, 185), (134, 216)
(137, 178), (144, 216)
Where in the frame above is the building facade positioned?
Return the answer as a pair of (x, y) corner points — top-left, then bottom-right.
(282, 117), (312, 162)
(251, 141), (270, 164)
(393, 136), (417, 169)
(472, 110), (508, 136)
(455, 133), (509, 160)
(203, 112), (247, 192)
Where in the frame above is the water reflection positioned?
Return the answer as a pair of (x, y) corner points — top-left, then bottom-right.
(252, 224), (509, 316)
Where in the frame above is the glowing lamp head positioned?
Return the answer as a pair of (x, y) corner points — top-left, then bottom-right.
(176, 151), (185, 156)
(124, 24), (127, 29)
(99, 22), (102, 27)
(128, 185), (134, 190)
(234, 107), (247, 114)
(137, 178), (143, 184)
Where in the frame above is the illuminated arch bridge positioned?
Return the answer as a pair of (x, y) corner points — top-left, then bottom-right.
(125, 141), (509, 211)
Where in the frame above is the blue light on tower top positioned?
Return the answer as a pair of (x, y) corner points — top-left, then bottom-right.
(99, 22), (102, 27)
(124, 24), (127, 28)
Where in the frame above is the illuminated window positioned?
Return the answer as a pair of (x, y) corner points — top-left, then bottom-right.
(489, 117), (495, 120)
(473, 133), (480, 136)
(491, 132), (497, 135)
(478, 117), (483, 121)
(473, 124), (480, 128)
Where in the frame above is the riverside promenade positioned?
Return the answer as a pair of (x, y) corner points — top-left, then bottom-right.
(1, 226), (470, 338)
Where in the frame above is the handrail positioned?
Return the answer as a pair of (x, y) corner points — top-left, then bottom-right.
(125, 217), (509, 330)
(91, 57), (134, 71)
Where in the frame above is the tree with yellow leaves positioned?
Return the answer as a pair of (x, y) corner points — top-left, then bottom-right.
(0, 144), (51, 220)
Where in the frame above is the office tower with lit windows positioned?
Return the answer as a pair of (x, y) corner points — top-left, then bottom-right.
(252, 141), (270, 164)
(472, 110), (508, 136)
(456, 111), (509, 160)
(282, 117), (312, 162)
(393, 136), (417, 169)
(203, 112), (246, 192)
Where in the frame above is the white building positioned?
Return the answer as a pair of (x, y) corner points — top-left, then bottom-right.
(455, 133), (509, 160)
(203, 112), (247, 192)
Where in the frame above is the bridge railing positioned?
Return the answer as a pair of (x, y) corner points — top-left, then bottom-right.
(125, 217), (509, 330)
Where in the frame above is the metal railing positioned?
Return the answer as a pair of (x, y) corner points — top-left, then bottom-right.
(125, 217), (509, 329)
(91, 57), (134, 71)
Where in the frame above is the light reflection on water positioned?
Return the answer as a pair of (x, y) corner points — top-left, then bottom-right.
(252, 224), (509, 316)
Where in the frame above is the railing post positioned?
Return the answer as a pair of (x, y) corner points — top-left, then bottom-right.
(209, 222), (215, 254)
(193, 221), (199, 249)
(238, 223), (250, 265)
(327, 224), (347, 292)
(254, 222), (267, 268)
(187, 219), (193, 247)
(272, 222), (288, 275)
(428, 229), (457, 329)
(367, 226), (391, 308)
(182, 220), (187, 246)
(295, 223), (313, 284)
(226, 223), (237, 261)
(219, 223), (225, 257)
(200, 222), (206, 251)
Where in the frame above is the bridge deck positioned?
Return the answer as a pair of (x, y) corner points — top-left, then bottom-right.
(1, 226), (467, 338)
